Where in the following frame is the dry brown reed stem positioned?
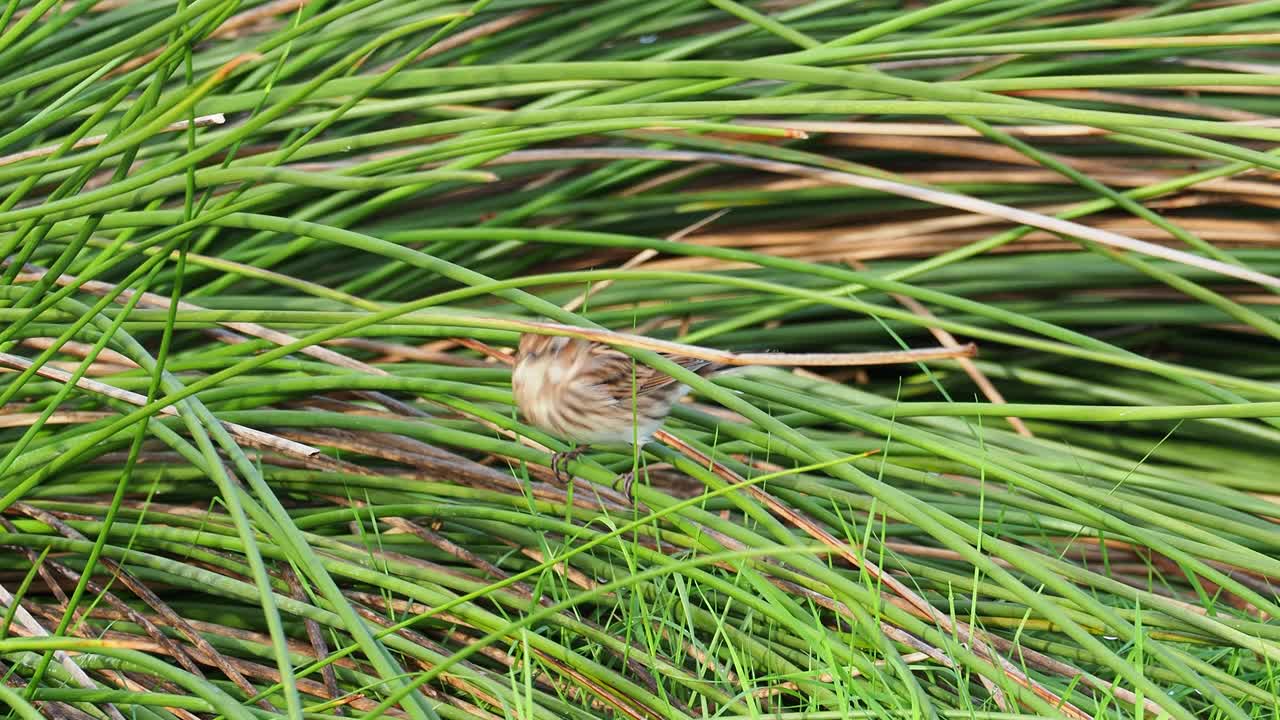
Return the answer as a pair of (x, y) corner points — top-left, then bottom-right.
(283, 567), (342, 707)
(322, 339), (494, 367)
(619, 164), (709, 196)
(0, 516), (68, 607)
(641, 196), (1079, 252)
(875, 622), (1010, 710)
(40, 558), (213, 682)
(513, 319), (977, 367)
(1007, 89), (1270, 121)
(11, 0), (128, 19)
(376, 8), (548, 70)
(0, 351), (320, 460)
(0, 114), (226, 167)
(653, 430), (1095, 720)
(14, 504), (274, 709)
(849, 259), (1032, 437)
(635, 211), (1280, 270)
(43, 607), (391, 713)
(214, 0), (310, 38)
(483, 148), (1280, 290)
(0, 582), (129, 720)
(276, 424), (632, 512)
(383, 518), (535, 598)
(110, 2), (301, 75)
(822, 134), (1121, 174)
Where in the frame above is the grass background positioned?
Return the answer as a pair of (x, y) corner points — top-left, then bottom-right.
(0, 1), (1278, 719)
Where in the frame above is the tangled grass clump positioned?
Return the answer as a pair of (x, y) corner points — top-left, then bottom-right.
(0, 2), (1278, 719)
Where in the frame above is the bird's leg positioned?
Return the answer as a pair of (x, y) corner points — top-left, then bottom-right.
(550, 445), (587, 484)
(616, 453), (646, 499)
(617, 469), (638, 499)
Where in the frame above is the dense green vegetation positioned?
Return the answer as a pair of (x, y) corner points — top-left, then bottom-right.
(0, 1), (1278, 719)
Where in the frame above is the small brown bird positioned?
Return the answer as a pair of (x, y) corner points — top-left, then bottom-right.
(511, 332), (729, 492)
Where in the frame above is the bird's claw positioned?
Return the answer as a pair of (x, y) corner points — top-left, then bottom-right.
(617, 470), (638, 499)
(550, 446), (586, 484)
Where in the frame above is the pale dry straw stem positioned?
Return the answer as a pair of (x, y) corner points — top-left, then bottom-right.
(323, 338), (494, 367)
(850, 259), (1032, 437)
(0, 114), (226, 168)
(824, 134), (1120, 174)
(655, 431), (1094, 720)
(670, 198), (1079, 251)
(0, 351), (319, 460)
(45, 361), (136, 376)
(1066, 33), (1280, 51)
(902, 170), (1280, 199)
(561, 209), (730, 313)
(15, 261), (424, 419)
(0, 411), (115, 428)
(1170, 57), (1280, 74)
(19, 337), (138, 367)
(514, 319), (977, 366)
(619, 164), (709, 196)
(0, 583), (129, 720)
(490, 148), (1280, 290)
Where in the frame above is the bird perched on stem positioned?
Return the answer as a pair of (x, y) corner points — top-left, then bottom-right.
(511, 332), (728, 494)
(510, 328), (977, 495)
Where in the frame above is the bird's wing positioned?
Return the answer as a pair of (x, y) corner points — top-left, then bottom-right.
(635, 354), (726, 394)
(587, 343), (729, 397)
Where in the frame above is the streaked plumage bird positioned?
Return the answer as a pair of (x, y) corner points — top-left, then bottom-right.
(511, 333), (728, 492)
